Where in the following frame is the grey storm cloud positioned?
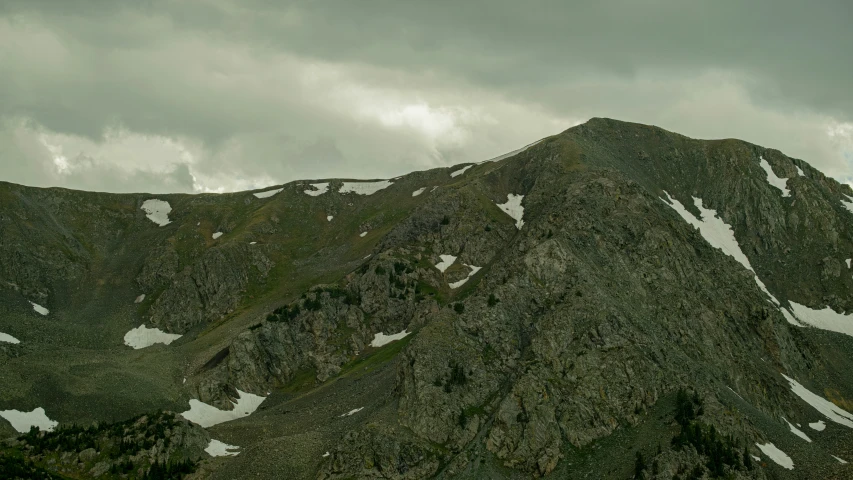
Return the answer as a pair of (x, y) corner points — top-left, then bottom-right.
(0, 0), (851, 193)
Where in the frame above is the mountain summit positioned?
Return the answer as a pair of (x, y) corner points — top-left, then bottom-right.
(2, 118), (852, 479)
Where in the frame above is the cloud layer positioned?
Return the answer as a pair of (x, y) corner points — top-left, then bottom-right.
(1, 0), (851, 192)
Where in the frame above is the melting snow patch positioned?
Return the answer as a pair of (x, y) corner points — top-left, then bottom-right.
(322, 451), (330, 458)
(327, 215), (333, 222)
(123, 325), (182, 349)
(449, 265), (482, 289)
(340, 407), (364, 417)
(250, 241), (257, 245)
(788, 301), (853, 338)
(339, 180), (393, 195)
(435, 255), (457, 273)
(755, 442), (794, 469)
(304, 182), (330, 196)
(212, 232), (223, 239)
(141, 199), (172, 226)
(370, 329), (409, 348)
(783, 374), (853, 428)
(780, 308), (804, 327)
(360, 232), (367, 237)
(180, 390), (266, 428)
(783, 418), (812, 442)
(809, 420), (826, 431)
(660, 192), (779, 305)
(134, 294), (146, 304)
(450, 165), (473, 178)
(30, 301), (49, 316)
(834, 455), (848, 464)
(253, 188), (283, 199)
(841, 194), (853, 214)
(412, 187), (426, 197)
(796, 166), (805, 176)
(0, 332), (21, 344)
(759, 156), (791, 197)
(847, 259), (851, 269)
(206, 439), (240, 457)
(751, 455), (761, 462)
(0, 408), (58, 432)
(496, 194), (525, 229)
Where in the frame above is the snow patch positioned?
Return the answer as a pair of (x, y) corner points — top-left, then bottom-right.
(304, 182), (330, 196)
(759, 156), (791, 197)
(0, 407), (58, 433)
(434, 255), (457, 273)
(783, 374), (853, 428)
(841, 194), (853, 214)
(322, 451), (330, 458)
(370, 329), (409, 348)
(796, 166), (805, 176)
(847, 259), (851, 269)
(755, 442), (794, 469)
(327, 215), (333, 222)
(751, 455), (761, 462)
(0, 332), (21, 344)
(496, 194), (525, 229)
(412, 187), (426, 197)
(250, 241), (257, 245)
(783, 418), (812, 442)
(30, 301), (49, 315)
(449, 265), (482, 289)
(253, 188), (283, 199)
(134, 294), (146, 304)
(450, 165), (473, 178)
(789, 301), (853, 338)
(360, 231), (367, 237)
(833, 455), (848, 464)
(141, 199), (172, 226)
(212, 232), (223, 239)
(339, 180), (393, 195)
(340, 407), (364, 417)
(180, 389), (266, 428)
(779, 308), (804, 327)
(123, 325), (182, 349)
(808, 420), (826, 431)
(206, 439), (240, 457)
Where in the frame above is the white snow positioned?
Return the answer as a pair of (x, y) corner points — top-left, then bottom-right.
(360, 231), (367, 237)
(842, 194), (853, 214)
(833, 455), (848, 464)
(141, 199), (172, 226)
(304, 182), (330, 196)
(205, 439), (240, 457)
(783, 418), (812, 442)
(808, 420), (826, 431)
(751, 455), (761, 462)
(755, 442), (794, 470)
(847, 259), (851, 269)
(796, 166), (805, 176)
(759, 156), (791, 197)
(0, 407), (58, 433)
(482, 139), (543, 163)
(412, 187), (426, 197)
(123, 325), (182, 349)
(660, 192), (780, 305)
(30, 301), (49, 316)
(340, 407), (364, 417)
(434, 255), (457, 273)
(253, 188), (283, 199)
(449, 265), (482, 289)
(780, 308), (804, 327)
(327, 215), (334, 222)
(134, 294), (146, 304)
(180, 389), (266, 428)
(250, 241), (257, 245)
(370, 329), (409, 348)
(450, 165), (473, 178)
(212, 232), (223, 239)
(788, 301), (853, 338)
(782, 374), (853, 428)
(322, 451), (330, 458)
(0, 332), (21, 344)
(496, 194), (525, 229)
(339, 180), (393, 195)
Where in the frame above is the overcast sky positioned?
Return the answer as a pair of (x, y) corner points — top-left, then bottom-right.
(1, 1), (851, 193)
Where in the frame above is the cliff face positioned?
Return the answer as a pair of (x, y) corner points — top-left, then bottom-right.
(2, 119), (853, 479)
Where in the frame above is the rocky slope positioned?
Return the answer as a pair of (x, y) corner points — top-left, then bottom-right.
(2, 118), (853, 479)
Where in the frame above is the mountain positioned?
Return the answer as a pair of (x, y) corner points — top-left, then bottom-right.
(2, 118), (853, 479)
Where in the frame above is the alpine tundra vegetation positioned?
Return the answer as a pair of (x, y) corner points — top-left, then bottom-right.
(2, 119), (853, 479)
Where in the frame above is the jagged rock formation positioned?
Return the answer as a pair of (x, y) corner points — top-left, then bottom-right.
(2, 119), (853, 479)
